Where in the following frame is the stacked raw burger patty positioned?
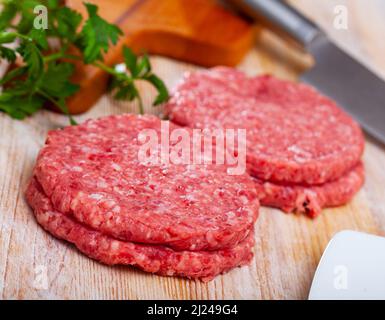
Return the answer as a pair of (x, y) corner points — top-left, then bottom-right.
(26, 114), (259, 280)
(165, 67), (365, 217)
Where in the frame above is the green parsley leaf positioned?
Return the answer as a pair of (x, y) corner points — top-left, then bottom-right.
(0, 67), (28, 86)
(46, 0), (61, 10)
(109, 76), (138, 101)
(40, 62), (79, 98)
(136, 54), (151, 77)
(109, 47), (169, 112)
(79, 3), (123, 63)
(17, 41), (44, 80)
(28, 29), (48, 49)
(0, 2), (17, 31)
(0, 45), (17, 62)
(54, 6), (82, 42)
(16, 0), (42, 34)
(0, 1), (168, 124)
(144, 74), (169, 105)
(123, 46), (138, 77)
(0, 31), (17, 44)
(0, 91), (44, 119)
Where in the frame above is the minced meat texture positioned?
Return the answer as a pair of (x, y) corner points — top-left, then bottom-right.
(165, 67), (364, 185)
(254, 162), (365, 218)
(32, 114), (259, 251)
(26, 178), (255, 281)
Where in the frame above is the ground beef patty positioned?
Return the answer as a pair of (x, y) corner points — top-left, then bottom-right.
(32, 114), (259, 251)
(26, 178), (254, 281)
(165, 67), (365, 185)
(255, 163), (365, 218)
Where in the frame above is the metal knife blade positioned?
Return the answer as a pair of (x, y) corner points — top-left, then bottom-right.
(226, 0), (385, 144)
(303, 36), (385, 143)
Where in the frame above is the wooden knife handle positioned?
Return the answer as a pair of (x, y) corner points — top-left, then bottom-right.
(64, 0), (255, 114)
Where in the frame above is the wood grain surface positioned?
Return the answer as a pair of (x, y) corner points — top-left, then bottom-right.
(1, 0), (385, 300)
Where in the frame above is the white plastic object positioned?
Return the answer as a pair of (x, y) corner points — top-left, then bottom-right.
(308, 230), (385, 300)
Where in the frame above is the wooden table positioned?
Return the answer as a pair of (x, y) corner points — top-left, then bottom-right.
(1, 0), (385, 299)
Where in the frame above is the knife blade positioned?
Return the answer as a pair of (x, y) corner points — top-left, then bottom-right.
(226, 0), (385, 144)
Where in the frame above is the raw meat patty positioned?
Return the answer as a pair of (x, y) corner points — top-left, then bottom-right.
(32, 114), (259, 251)
(165, 67), (365, 185)
(255, 163), (365, 218)
(26, 178), (254, 281)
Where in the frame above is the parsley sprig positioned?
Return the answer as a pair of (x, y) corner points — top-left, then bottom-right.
(0, 0), (169, 124)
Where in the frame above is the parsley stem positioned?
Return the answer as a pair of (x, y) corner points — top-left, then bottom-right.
(93, 61), (123, 78)
(37, 90), (77, 125)
(94, 61), (144, 114)
(93, 62), (133, 85)
(137, 94), (144, 115)
(44, 52), (82, 63)
(13, 32), (30, 41)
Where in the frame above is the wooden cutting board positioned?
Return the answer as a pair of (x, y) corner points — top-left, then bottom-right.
(1, 0), (385, 299)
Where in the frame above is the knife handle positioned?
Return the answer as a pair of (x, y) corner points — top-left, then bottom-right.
(227, 0), (324, 48)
